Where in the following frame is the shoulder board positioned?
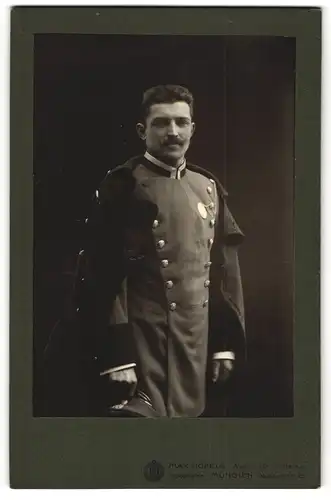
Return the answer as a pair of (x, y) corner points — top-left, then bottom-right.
(186, 162), (229, 199)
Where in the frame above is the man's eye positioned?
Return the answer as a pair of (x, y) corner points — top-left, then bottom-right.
(176, 119), (190, 126)
(153, 119), (168, 127)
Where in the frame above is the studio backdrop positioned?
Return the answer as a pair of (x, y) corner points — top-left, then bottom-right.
(33, 35), (295, 417)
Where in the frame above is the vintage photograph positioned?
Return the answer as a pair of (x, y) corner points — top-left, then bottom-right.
(33, 34), (295, 418)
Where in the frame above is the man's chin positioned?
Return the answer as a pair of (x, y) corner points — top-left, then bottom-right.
(160, 148), (184, 161)
(164, 150), (182, 158)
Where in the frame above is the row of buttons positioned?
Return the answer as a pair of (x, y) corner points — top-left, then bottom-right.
(165, 278), (210, 290)
(169, 299), (209, 311)
(204, 181), (214, 313)
(156, 237), (211, 311)
(162, 259), (211, 270)
(157, 237), (214, 249)
(201, 181), (214, 310)
(152, 180), (215, 312)
(152, 221), (173, 310)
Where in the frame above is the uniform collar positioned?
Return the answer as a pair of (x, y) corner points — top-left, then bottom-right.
(144, 151), (186, 179)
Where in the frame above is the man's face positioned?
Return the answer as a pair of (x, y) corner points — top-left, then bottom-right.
(137, 101), (195, 166)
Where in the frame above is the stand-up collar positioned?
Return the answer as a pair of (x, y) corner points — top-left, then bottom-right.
(144, 151), (186, 179)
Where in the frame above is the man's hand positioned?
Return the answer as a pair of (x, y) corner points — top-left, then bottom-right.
(108, 367), (137, 408)
(212, 359), (234, 384)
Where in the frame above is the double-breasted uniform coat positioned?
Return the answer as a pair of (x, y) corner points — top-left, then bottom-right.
(72, 153), (245, 417)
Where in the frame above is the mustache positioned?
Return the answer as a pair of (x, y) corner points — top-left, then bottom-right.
(163, 138), (184, 146)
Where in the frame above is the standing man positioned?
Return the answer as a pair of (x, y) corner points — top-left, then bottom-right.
(73, 84), (245, 417)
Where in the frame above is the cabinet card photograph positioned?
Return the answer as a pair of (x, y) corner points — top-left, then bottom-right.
(11, 7), (320, 488)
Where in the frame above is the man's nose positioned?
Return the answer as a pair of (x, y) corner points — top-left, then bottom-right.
(167, 120), (179, 136)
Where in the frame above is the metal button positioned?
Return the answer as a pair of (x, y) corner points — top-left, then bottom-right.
(209, 178), (215, 184)
(204, 280), (210, 288)
(207, 186), (212, 194)
(76, 307), (80, 312)
(169, 302), (177, 311)
(208, 238), (214, 247)
(81, 277), (85, 282)
(210, 218), (216, 228)
(157, 239), (165, 249)
(165, 280), (174, 289)
(79, 249), (85, 256)
(161, 259), (169, 268)
(95, 190), (99, 199)
(203, 299), (209, 307)
(85, 217), (89, 224)
(152, 219), (159, 229)
(204, 261), (212, 268)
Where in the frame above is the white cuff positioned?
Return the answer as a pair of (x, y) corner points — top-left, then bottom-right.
(212, 351), (235, 361)
(100, 363), (136, 376)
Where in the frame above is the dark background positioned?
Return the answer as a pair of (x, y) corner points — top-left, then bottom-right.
(33, 34), (295, 417)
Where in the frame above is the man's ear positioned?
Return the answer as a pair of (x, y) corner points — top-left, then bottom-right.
(136, 122), (146, 140)
(190, 122), (196, 138)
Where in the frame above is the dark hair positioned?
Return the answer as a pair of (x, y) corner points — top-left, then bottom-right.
(141, 84), (194, 122)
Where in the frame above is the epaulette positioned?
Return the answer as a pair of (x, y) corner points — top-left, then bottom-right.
(186, 161), (229, 200)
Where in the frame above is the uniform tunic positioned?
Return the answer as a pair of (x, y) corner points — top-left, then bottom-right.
(74, 154), (245, 417)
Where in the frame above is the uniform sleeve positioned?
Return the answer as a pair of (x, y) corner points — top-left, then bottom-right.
(208, 188), (246, 362)
(72, 168), (137, 373)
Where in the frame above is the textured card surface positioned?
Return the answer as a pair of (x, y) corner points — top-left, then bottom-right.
(10, 6), (320, 488)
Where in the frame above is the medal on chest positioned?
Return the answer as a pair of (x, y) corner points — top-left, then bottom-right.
(197, 202), (208, 219)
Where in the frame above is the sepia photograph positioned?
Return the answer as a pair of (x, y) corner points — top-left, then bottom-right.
(9, 6), (321, 488)
(33, 34), (295, 419)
